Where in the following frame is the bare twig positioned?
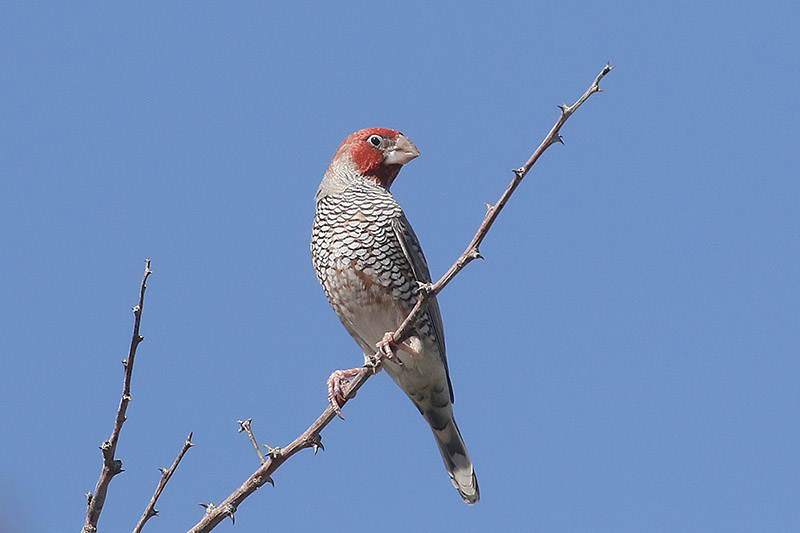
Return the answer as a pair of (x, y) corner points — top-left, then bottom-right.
(132, 433), (195, 533)
(187, 64), (612, 532)
(237, 419), (267, 464)
(82, 259), (153, 533)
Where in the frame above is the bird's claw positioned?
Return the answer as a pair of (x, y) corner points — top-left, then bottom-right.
(376, 331), (420, 366)
(326, 368), (360, 419)
(377, 332), (403, 366)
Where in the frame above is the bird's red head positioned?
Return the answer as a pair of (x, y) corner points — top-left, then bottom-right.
(329, 127), (420, 189)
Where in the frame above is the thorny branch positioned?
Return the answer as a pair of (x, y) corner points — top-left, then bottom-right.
(187, 63), (613, 532)
(82, 259), (153, 533)
(132, 433), (195, 533)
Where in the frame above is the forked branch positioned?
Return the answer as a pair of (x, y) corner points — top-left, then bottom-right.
(187, 63), (613, 532)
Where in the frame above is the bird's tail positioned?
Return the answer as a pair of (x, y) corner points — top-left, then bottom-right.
(426, 410), (480, 504)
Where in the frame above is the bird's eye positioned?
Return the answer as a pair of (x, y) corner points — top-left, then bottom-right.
(367, 134), (382, 148)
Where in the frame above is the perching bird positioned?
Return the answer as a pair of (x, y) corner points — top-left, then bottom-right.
(311, 127), (479, 504)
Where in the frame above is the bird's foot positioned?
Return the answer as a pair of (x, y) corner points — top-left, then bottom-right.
(376, 331), (420, 367)
(376, 332), (402, 365)
(327, 368), (361, 420)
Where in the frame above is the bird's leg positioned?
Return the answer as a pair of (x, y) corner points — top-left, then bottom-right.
(327, 368), (361, 420)
(376, 331), (420, 366)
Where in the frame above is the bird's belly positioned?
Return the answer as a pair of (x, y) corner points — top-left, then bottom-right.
(323, 258), (447, 394)
(326, 260), (411, 350)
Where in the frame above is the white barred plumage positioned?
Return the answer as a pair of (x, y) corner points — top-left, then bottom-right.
(311, 128), (479, 504)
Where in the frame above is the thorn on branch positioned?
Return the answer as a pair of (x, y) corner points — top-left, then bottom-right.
(306, 433), (325, 454)
(237, 418), (252, 433)
(255, 474), (275, 487)
(364, 353), (381, 370)
(107, 460), (123, 475)
(265, 445), (283, 459)
(223, 504), (237, 524)
(415, 281), (434, 297)
(199, 502), (215, 514)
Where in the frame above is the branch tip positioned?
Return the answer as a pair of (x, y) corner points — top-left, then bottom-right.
(84, 260), (154, 533)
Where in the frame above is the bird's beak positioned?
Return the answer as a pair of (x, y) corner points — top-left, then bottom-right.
(384, 134), (420, 166)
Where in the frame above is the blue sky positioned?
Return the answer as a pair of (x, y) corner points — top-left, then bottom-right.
(1, 1), (798, 532)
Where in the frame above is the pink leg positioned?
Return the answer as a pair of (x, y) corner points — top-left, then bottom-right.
(327, 367), (361, 419)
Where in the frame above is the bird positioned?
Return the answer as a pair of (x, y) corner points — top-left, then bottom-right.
(310, 127), (479, 504)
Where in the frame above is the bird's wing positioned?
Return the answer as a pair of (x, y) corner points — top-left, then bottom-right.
(392, 213), (454, 402)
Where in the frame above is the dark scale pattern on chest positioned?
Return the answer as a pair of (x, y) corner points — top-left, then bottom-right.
(311, 181), (435, 349)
